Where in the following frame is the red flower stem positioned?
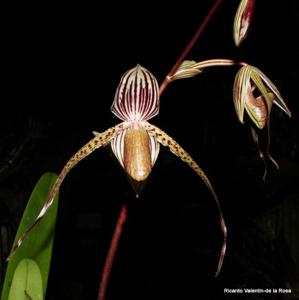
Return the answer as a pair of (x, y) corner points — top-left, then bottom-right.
(97, 204), (128, 300)
(159, 0), (223, 96)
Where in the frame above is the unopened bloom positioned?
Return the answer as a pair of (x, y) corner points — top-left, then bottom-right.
(233, 0), (255, 46)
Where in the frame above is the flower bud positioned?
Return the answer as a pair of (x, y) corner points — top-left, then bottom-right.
(233, 0), (255, 46)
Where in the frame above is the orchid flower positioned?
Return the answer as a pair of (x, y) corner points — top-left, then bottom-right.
(7, 3), (229, 299)
(166, 59), (292, 180)
(233, 64), (291, 180)
(7, 2), (292, 299)
(8, 64), (227, 278)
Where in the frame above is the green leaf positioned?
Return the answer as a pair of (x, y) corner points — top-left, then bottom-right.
(8, 259), (43, 300)
(1, 172), (59, 300)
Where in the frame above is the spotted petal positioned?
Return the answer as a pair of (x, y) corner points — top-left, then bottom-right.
(111, 65), (160, 122)
(144, 122), (227, 277)
(8, 124), (123, 259)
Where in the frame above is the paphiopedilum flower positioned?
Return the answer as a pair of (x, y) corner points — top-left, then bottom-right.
(9, 64), (227, 276)
(233, 64), (291, 128)
(166, 58), (292, 180)
(233, 0), (255, 46)
(233, 64), (291, 179)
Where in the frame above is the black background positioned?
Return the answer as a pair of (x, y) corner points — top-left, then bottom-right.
(1, 1), (299, 299)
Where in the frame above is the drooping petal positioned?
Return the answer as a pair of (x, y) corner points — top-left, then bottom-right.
(111, 65), (160, 122)
(251, 66), (291, 117)
(144, 122), (227, 277)
(8, 124), (123, 259)
(233, 0), (255, 46)
(233, 64), (290, 180)
(251, 127), (279, 181)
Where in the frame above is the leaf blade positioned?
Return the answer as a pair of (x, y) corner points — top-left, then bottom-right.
(1, 172), (59, 300)
(8, 258), (43, 300)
